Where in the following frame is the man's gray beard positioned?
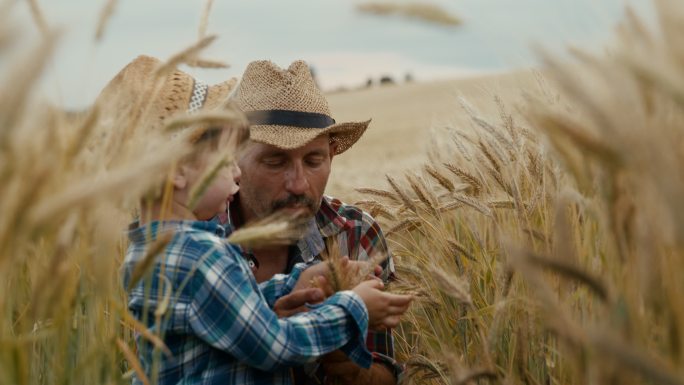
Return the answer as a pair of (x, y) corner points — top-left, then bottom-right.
(270, 194), (318, 214)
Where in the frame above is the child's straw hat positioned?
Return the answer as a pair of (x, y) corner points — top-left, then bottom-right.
(230, 60), (370, 155)
(96, 55), (237, 134)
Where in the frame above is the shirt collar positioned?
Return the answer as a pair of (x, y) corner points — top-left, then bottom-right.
(296, 195), (349, 262)
(315, 195), (349, 238)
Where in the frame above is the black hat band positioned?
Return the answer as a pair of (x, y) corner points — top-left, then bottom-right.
(245, 109), (336, 129)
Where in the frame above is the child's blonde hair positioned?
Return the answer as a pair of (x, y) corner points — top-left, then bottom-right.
(95, 55), (248, 202)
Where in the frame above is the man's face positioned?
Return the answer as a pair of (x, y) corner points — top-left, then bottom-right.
(237, 135), (335, 222)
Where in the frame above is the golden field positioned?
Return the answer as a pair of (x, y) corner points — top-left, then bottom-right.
(326, 71), (540, 201)
(2, 0), (684, 384)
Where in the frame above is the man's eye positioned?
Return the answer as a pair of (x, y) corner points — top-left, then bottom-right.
(262, 158), (284, 167)
(305, 157), (324, 167)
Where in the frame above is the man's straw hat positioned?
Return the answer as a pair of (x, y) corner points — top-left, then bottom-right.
(96, 55), (237, 135)
(230, 60), (370, 155)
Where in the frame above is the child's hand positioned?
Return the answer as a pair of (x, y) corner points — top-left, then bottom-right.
(352, 280), (413, 330)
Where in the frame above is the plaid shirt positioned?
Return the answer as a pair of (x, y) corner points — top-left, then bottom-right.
(228, 195), (401, 383)
(122, 220), (372, 385)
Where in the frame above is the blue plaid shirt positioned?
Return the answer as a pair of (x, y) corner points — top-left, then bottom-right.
(122, 220), (372, 385)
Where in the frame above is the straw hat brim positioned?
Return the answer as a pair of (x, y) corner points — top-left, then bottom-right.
(250, 119), (370, 155)
(203, 78), (238, 111)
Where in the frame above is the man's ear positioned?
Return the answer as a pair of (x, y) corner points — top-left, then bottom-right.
(329, 139), (339, 161)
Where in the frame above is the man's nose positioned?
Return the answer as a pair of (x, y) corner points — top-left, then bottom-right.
(284, 162), (309, 194)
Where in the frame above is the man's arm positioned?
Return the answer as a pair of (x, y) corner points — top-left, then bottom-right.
(322, 351), (397, 385)
(273, 292), (400, 385)
(344, 209), (401, 385)
(271, 204), (404, 384)
(271, 267), (401, 385)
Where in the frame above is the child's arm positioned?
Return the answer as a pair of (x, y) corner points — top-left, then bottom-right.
(189, 244), (372, 372)
(259, 261), (332, 308)
(257, 263), (309, 307)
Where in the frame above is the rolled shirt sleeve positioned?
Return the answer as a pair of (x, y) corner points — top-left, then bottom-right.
(257, 262), (309, 308)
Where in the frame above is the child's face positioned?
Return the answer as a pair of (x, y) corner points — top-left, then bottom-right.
(187, 129), (242, 221)
(193, 161), (241, 221)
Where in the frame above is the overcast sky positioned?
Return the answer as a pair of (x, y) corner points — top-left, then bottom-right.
(6, 0), (654, 108)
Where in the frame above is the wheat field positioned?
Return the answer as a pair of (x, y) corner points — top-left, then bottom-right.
(342, 1), (684, 384)
(2, 0), (684, 384)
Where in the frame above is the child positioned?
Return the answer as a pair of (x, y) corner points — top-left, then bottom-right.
(105, 56), (413, 384)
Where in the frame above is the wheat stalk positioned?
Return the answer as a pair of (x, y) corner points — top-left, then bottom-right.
(186, 58), (229, 69)
(525, 252), (609, 302)
(95, 0), (117, 41)
(405, 172), (438, 215)
(357, 2), (461, 26)
(450, 193), (492, 217)
(0, 31), (58, 144)
(355, 187), (401, 204)
(187, 155), (233, 211)
(155, 35), (218, 78)
(127, 232), (174, 291)
(226, 211), (308, 249)
(428, 266), (472, 306)
(164, 110), (246, 134)
(387, 217), (421, 236)
(386, 174), (417, 212)
(198, 0), (214, 40)
(353, 200), (397, 220)
(117, 339), (151, 385)
(424, 164), (455, 193)
(26, 0), (49, 37)
(443, 163), (483, 196)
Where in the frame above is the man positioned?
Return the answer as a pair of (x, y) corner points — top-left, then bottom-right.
(225, 60), (401, 385)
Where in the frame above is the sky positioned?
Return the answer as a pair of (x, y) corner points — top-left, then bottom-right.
(6, 0), (654, 108)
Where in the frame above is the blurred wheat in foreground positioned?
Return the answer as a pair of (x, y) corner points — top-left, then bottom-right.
(357, 2), (461, 27)
(0, 1), (239, 383)
(357, 1), (684, 384)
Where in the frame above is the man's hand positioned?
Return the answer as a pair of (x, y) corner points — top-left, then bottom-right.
(322, 351), (396, 385)
(351, 280), (413, 330)
(296, 257), (384, 292)
(273, 287), (324, 318)
(294, 262), (336, 292)
(278, 259), (388, 319)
